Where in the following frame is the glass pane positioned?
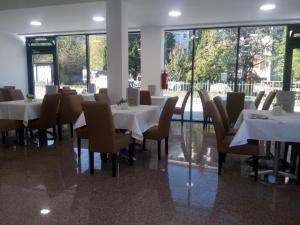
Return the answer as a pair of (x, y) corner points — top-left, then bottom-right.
(57, 35), (87, 93)
(128, 33), (141, 88)
(164, 30), (193, 120)
(193, 28), (238, 121)
(291, 48), (300, 112)
(238, 26), (286, 109)
(32, 54), (54, 99)
(88, 35), (107, 92)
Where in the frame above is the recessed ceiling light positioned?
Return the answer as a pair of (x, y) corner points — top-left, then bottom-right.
(30, 21), (42, 26)
(168, 10), (182, 17)
(260, 4), (276, 11)
(40, 209), (50, 215)
(93, 16), (105, 22)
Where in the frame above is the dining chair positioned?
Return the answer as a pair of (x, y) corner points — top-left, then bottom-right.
(8, 89), (25, 100)
(207, 100), (259, 181)
(57, 92), (78, 140)
(94, 93), (111, 105)
(99, 88), (108, 95)
(140, 90), (152, 105)
(82, 102), (133, 177)
(0, 88), (13, 101)
(198, 90), (211, 128)
(276, 91), (295, 112)
(213, 96), (235, 135)
(262, 91), (276, 110)
(58, 89), (77, 95)
(254, 91), (265, 109)
(0, 119), (23, 144)
(173, 91), (191, 126)
(143, 96), (178, 160)
(226, 92), (245, 126)
(28, 93), (61, 146)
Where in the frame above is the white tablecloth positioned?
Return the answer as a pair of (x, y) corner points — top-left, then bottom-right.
(230, 109), (300, 147)
(151, 96), (169, 108)
(0, 100), (42, 126)
(74, 105), (160, 140)
(221, 96), (256, 110)
(80, 93), (95, 101)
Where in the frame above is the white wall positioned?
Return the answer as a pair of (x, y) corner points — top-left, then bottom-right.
(0, 32), (27, 93)
(141, 26), (164, 96)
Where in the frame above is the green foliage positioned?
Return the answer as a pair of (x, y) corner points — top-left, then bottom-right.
(164, 32), (176, 64)
(194, 29), (237, 82)
(89, 35), (107, 71)
(128, 33), (141, 80)
(292, 49), (300, 81)
(165, 47), (191, 81)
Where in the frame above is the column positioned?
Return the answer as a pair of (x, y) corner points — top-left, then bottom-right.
(141, 27), (164, 96)
(106, 0), (128, 103)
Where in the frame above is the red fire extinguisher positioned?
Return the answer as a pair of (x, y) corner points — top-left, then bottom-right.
(161, 70), (168, 90)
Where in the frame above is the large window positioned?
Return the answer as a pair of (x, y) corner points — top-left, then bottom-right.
(128, 32), (141, 88)
(88, 35), (107, 91)
(57, 35), (87, 93)
(164, 30), (193, 120)
(164, 25), (288, 121)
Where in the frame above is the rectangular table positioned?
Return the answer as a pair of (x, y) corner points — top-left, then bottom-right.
(74, 105), (160, 140)
(231, 109), (300, 182)
(0, 100), (42, 126)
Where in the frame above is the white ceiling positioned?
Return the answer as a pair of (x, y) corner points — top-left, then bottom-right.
(0, 0), (299, 35)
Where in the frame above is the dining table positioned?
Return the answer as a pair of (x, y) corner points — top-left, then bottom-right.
(80, 93), (95, 101)
(231, 109), (300, 182)
(74, 104), (161, 141)
(151, 96), (169, 108)
(0, 99), (42, 126)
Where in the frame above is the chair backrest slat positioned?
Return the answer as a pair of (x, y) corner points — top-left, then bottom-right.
(158, 97), (178, 137)
(262, 91), (276, 110)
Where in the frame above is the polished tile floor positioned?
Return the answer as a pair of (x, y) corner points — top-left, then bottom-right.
(0, 122), (300, 225)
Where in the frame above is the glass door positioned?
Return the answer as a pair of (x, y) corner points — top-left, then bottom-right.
(32, 53), (54, 98)
(291, 48), (300, 111)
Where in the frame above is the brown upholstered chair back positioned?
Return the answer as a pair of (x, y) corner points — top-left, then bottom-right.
(199, 90), (209, 115)
(226, 92), (245, 125)
(213, 96), (230, 132)
(9, 89), (24, 100)
(140, 90), (152, 105)
(254, 91), (265, 109)
(3, 86), (15, 89)
(207, 100), (225, 150)
(68, 95), (84, 123)
(94, 93), (111, 105)
(99, 88), (108, 95)
(0, 88), (13, 101)
(262, 91), (276, 110)
(82, 102), (115, 152)
(181, 91), (191, 111)
(158, 96), (178, 137)
(58, 89), (77, 95)
(39, 94), (61, 128)
(58, 92), (77, 124)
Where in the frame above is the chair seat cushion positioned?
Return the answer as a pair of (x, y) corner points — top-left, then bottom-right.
(0, 119), (22, 132)
(143, 125), (164, 140)
(220, 136), (259, 156)
(76, 126), (88, 139)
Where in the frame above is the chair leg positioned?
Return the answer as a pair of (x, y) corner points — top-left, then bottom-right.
(89, 151), (94, 174)
(58, 125), (62, 141)
(218, 152), (224, 175)
(181, 114), (183, 126)
(77, 138), (81, 158)
(253, 156), (258, 181)
(296, 158), (300, 185)
(165, 137), (169, 155)
(101, 153), (108, 162)
(142, 138), (146, 151)
(129, 144), (133, 166)
(112, 153), (117, 177)
(18, 128), (24, 145)
(2, 132), (6, 144)
(223, 153), (227, 163)
(70, 123), (73, 138)
(53, 127), (57, 143)
(38, 130), (46, 146)
(157, 140), (161, 160)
